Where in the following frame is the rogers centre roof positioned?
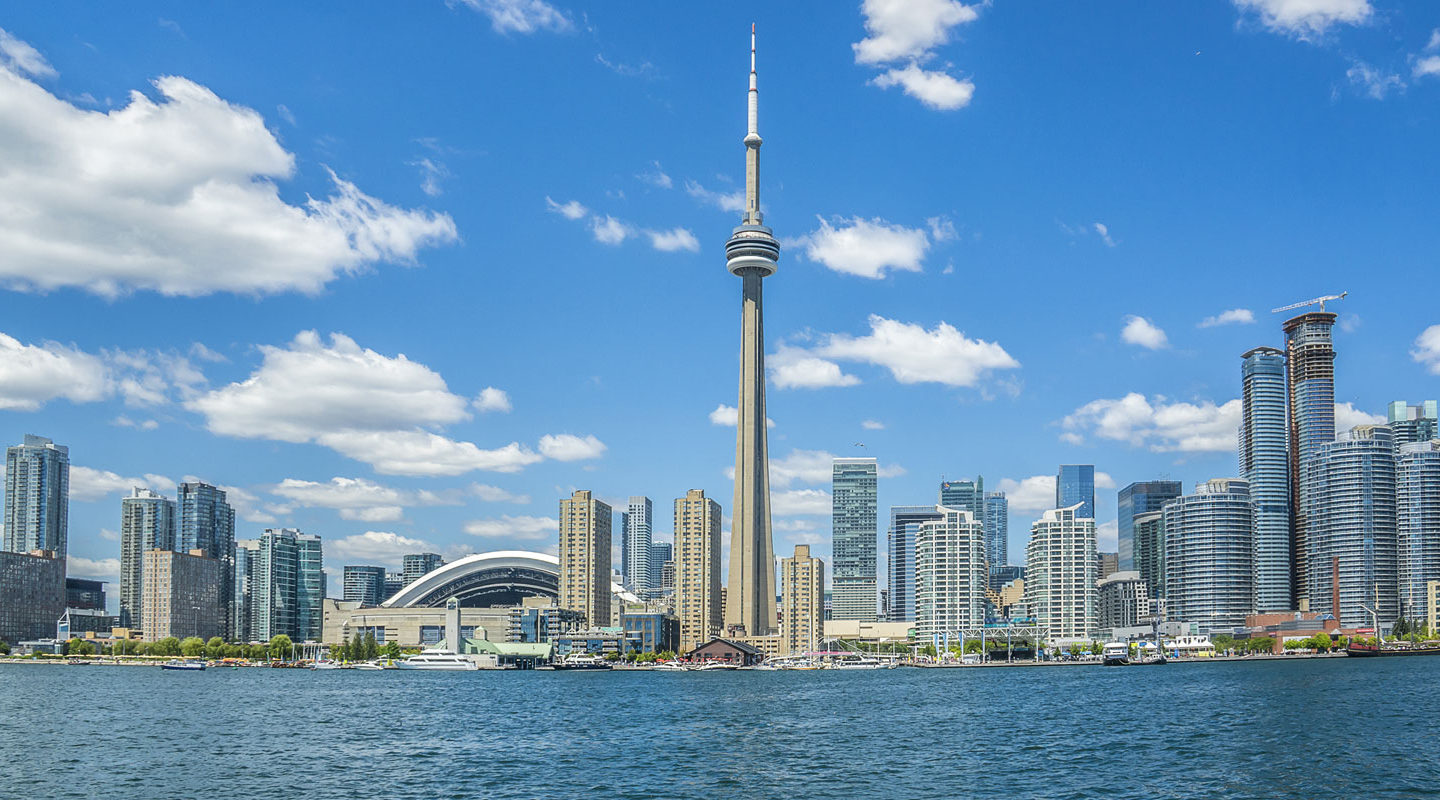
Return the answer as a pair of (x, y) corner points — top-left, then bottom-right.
(382, 550), (640, 609)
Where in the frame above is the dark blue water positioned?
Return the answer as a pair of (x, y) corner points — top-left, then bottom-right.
(4, 658), (1439, 799)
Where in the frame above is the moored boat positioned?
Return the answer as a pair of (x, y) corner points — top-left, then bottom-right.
(395, 651), (479, 671)
(552, 653), (613, 671)
(1346, 642), (1440, 657)
(161, 659), (205, 671)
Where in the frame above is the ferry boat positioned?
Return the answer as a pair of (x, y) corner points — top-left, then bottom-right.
(395, 651), (478, 671)
(552, 653), (613, 671)
(161, 659), (206, 671)
(831, 656), (884, 670)
(1103, 641), (1166, 666)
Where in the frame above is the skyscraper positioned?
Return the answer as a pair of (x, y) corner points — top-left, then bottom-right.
(142, 549), (223, 642)
(939, 477), (984, 516)
(119, 488), (176, 630)
(624, 496), (653, 595)
(1117, 481), (1181, 572)
(779, 544), (824, 656)
(888, 505), (946, 623)
(1388, 400), (1439, 446)
(1056, 465), (1096, 519)
(1284, 311), (1337, 609)
(675, 489), (722, 652)
(1307, 426), (1398, 628)
(1024, 505), (1098, 642)
(1397, 441), (1440, 622)
(648, 540), (672, 597)
(246, 527), (324, 642)
(984, 491), (1008, 569)
(343, 565), (387, 606)
(1240, 346), (1291, 612)
(402, 553), (444, 585)
(832, 457), (878, 621)
(233, 539), (259, 642)
(296, 533), (324, 642)
(725, 26), (781, 639)
(1164, 479), (1254, 633)
(3, 434), (69, 555)
(178, 482), (235, 637)
(914, 506), (987, 641)
(1132, 510), (1166, 601)
(558, 490), (612, 628)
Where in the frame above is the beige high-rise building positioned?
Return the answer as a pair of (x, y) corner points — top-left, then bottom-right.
(675, 489), (722, 653)
(780, 544), (824, 656)
(558, 490), (612, 628)
(141, 548), (223, 642)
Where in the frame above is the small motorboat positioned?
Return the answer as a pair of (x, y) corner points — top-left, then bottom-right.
(161, 659), (206, 671)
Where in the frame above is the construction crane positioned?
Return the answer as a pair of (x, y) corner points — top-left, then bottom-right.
(1271, 291), (1347, 314)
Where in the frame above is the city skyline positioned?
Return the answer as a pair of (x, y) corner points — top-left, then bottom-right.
(3, 4), (1440, 602)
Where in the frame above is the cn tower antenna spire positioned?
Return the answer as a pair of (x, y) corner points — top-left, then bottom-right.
(744, 22), (762, 224)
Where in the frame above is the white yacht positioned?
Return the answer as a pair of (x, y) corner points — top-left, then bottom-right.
(395, 651), (478, 671)
(652, 661), (687, 672)
(831, 657), (884, 670)
(310, 659), (341, 670)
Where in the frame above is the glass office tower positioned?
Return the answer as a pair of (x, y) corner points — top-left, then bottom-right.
(1056, 465), (1095, 519)
(832, 458), (878, 621)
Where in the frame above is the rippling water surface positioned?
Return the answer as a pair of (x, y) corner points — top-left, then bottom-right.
(4, 657), (1439, 799)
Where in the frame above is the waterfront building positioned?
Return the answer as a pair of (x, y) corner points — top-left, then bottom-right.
(119, 488), (176, 630)
(1097, 571), (1150, 633)
(724, 28), (781, 641)
(984, 491), (1008, 568)
(623, 496), (653, 595)
(343, 565), (388, 606)
(832, 457), (878, 621)
(233, 539), (259, 642)
(1307, 426), (1399, 628)
(0, 549), (64, 644)
(622, 611), (680, 654)
(1132, 511), (1165, 600)
(402, 553), (445, 586)
(1117, 481), (1181, 572)
(675, 489), (722, 652)
(1429, 580), (1440, 636)
(1024, 505), (1097, 643)
(1240, 346), (1292, 613)
(245, 528), (325, 643)
(178, 482), (235, 637)
(1388, 400), (1439, 446)
(383, 572), (406, 600)
(141, 549), (223, 642)
(779, 544), (824, 655)
(1398, 441), (1440, 622)
(914, 506), (987, 641)
(648, 540), (672, 598)
(558, 490), (612, 628)
(1284, 311), (1337, 610)
(887, 505), (946, 623)
(1056, 465), (1096, 519)
(3, 434), (69, 555)
(1164, 479), (1254, 633)
(507, 597), (585, 643)
(1097, 552), (1119, 580)
(324, 598), (509, 649)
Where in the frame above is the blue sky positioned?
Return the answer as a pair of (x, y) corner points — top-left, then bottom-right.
(2, 1), (1439, 604)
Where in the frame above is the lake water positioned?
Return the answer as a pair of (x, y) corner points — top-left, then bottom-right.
(4, 657), (1438, 799)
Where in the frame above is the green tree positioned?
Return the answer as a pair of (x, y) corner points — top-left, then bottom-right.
(0, 639), (10, 655)
(1212, 634), (1235, 652)
(380, 641), (401, 659)
(1393, 617), (1410, 637)
(154, 637), (182, 657)
(248, 643), (269, 660)
(180, 637), (206, 657)
(1313, 632), (1332, 652)
(206, 637), (225, 659)
(1067, 643), (1082, 657)
(269, 634), (293, 660)
(364, 631), (379, 661)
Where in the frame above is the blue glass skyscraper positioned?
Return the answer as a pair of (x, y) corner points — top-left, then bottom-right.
(1307, 425), (1398, 628)
(1056, 465), (1095, 519)
(887, 505), (945, 622)
(1284, 311), (1337, 609)
(1241, 346), (1292, 612)
(832, 458), (878, 621)
(1117, 481), (1180, 572)
(984, 491), (1008, 568)
(179, 481), (236, 638)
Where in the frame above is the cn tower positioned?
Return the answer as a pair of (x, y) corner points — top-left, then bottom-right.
(725, 24), (779, 637)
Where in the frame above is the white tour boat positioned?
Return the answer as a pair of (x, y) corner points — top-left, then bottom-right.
(395, 651), (479, 671)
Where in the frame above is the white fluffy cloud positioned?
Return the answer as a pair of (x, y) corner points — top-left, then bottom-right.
(1061, 393), (1241, 453)
(1335, 401), (1384, 431)
(770, 347), (861, 390)
(458, 0), (572, 34)
(473, 387), (512, 413)
(186, 331), (544, 476)
(996, 475), (1058, 516)
(1199, 308), (1255, 328)
(270, 476), (461, 522)
(795, 216), (930, 279)
(0, 27), (55, 78)
(708, 404), (775, 428)
(870, 64), (975, 110)
(538, 434), (607, 462)
(646, 227), (700, 253)
(545, 196), (588, 220)
(684, 180), (745, 213)
(328, 531), (439, 567)
(0, 51), (456, 297)
(67, 556), (120, 582)
(771, 489), (832, 516)
(1233, 0), (1372, 38)
(464, 514), (557, 541)
(768, 449), (904, 488)
(853, 0), (980, 110)
(471, 484), (530, 504)
(1413, 325), (1440, 374)
(779, 315), (1017, 388)
(0, 333), (108, 410)
(1121, 316), (1169, 350)
(1415, 55), (1440, 79)
(69, 466), (175, 502)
